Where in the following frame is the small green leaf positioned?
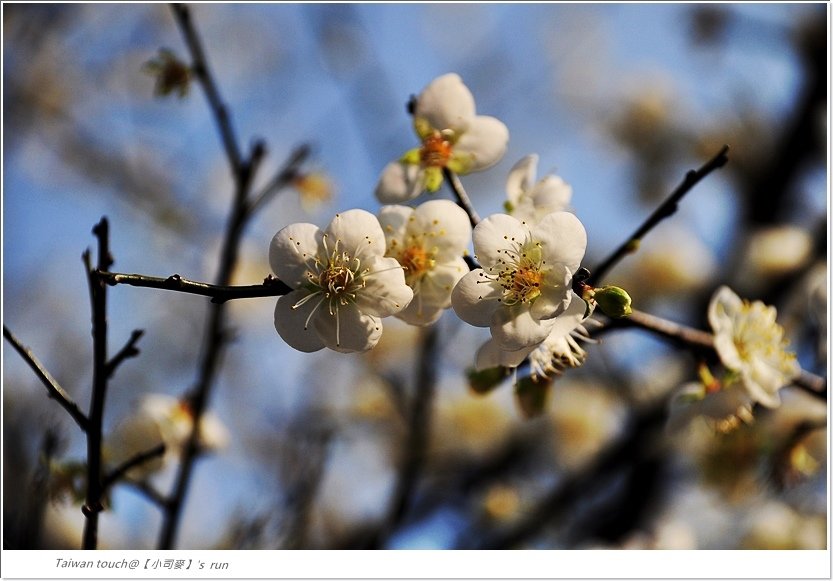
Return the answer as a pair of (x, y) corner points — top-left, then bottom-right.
(467, 366), (507, 395)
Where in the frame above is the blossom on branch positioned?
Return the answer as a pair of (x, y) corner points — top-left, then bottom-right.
(504, 154), (572, 224)
(270, 209), (413, 353)
(378, 199), (471, 325)
(452, 211), (587, 351)
(708, 285), (800, 408)
(375, 73), (509, 203)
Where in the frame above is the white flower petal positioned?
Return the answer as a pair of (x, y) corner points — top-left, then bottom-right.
(454, 115), (509, 172)
(324, 209), (386, 262)
(375, 161), (425, 204)
(475, 338), (537, 370)
(274, 290), (326, 353)
(415, 73), (475, 133)
(707, 285), (743, 336)
(451, 270), (502, 327)
(269, 222), (322, 287)
(491, 305), (556, 351)
(472, 213), (528, 267)
(411, 199), (472, 260)
(396, 299), (445, 326)
(355, 255), (414, 318)
(543, 292), (586, 334)
(420, 257), (469, 307)
(378, 204), (413, 252)
(529, 175), (572, 213)
(532, 266), (573, 320)
(506, 155), (538, 204)
(532, 211), (587, 274)
(312, 302), (383, 353)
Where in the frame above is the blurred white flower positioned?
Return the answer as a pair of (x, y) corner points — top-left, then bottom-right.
(667, 382), (754, 434)
(104, 394), (229, 480)
(743, 225), (813, 279)
(504, 154), (572, 224)
(708, 286), (800, 408)
(375, 73), (509, 203)
(269, 209), (413, 353)
(452, 211), (587, 351)
(378, 199), (471, 325)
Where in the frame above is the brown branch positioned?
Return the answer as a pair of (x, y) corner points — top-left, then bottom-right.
(106, 329), (144, 379)
(82, 217), (113, 550)
(443, 167), (481, 228)
(247, 144), (311, 217)
(589, 145), (730, 286)
(99, 271), (291, 303)
(3, 326), (89, 432)
(171, 3), (243, 174)
(102, 444), (166, 492)
(158, 5), (306, 550)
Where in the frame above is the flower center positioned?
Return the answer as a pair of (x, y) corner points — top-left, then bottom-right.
(488, 241), (546, 306)
(319, 264), (355, 296)
(420, 132), (453, 168)
(399, 245), (435, 285)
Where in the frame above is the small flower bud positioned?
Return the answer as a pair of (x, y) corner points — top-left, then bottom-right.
(593, 285), (633, 318)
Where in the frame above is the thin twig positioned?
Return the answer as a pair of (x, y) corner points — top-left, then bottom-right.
(99, 271), (291, 302)
(171, 3), (242, 174)
(82, 217), (113, 550)
(102, 444), (166, 492)
(158, 5), (305, 549)
(106, 329), (145, 379)
(247, 144), (311, 217)
(3, 326), (89, 432)
(443, 167), (481, 227)
(127, 480), (169, 508)
(589, 145), (729, 286)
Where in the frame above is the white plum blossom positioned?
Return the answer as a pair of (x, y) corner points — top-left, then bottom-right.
(375, 73), (509, 203)
(504, 154), (572, 224)
(378, 199), (471, 325)
(708, 285), (800, 408)
(452, 211), (587, 351)
(270, 209), (413, 353)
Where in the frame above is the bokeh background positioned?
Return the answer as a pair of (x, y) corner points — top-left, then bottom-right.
(3, 3), (827, 550)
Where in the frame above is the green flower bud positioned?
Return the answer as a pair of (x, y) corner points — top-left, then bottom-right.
(594, 285), (633, 318)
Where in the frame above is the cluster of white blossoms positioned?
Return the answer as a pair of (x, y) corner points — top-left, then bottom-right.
(270, 73), (592, 361)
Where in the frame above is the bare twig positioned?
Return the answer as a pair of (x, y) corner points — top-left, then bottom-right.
(102, 444), (166, 492)
(82, 217), (113, 550)
(3, 326), (89, 432)
(106, 329), (145, 379)
(443, 167), (481, 227)
(589, 145), (729, 286)
(158, 5), (306, 550)
(247, 144), (311, 217)
(99, 271), (291, 303)
(171, 3), (242, 174)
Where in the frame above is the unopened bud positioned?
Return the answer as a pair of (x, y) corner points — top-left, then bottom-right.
(593, 285), (633, 318)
